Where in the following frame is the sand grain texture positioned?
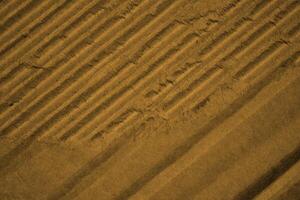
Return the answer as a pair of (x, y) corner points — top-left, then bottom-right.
(0, 0), (300, 199)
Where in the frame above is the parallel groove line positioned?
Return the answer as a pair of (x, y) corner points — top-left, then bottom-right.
(0, 0), (59, 52)
(234, 41), (286, 79)
(143, 0), (264, 107)
(0, 1), (69, 87)
(0, 0), (149, 129)
(0, 0), (36, 37)
(190, 0), (299, 111)
(192, 105), (300, 200)
(45, 23), (185, 141)
(144, 61), (200, 100)
(197, 0), (270, 58)
(194, 34), (299, 111)
(59, 32), (198, 141)
(68, 28), (196, 141)
(0, 0), (182, 138)
(233, 0), (300, 60)
(71, 32), (198, 141)
(0, 66), (39, 97)
(162, 67), (223, 112)
(0, 0), (126, 103)
(119, 4), (300, 197)
(89, 110), (140, 141)
(33, 0), (119, 64)
(159, 0), (293, 114)
(253, 159), (300, 200)
(0, 0), (299, 199)
(235, 133), (300, 199)
(288, 21), (300, 37)
(0, 0), (67, 58)
(0, 0), (255, 180)
(0, 0), (22, 20)
(232, 6), (300, 79)
(129, 50), (300, 200)
(0, 0), (96, 74)
(159, 0), (282, 96)
(0, 63), (30, 86)
(0, 0), (188, 167)
(114, 50), (300, 200)
(46, 118), (147, 200)
(199, 0), (294, 67)
(0, 0), (239, 114)
(194, 30), (299, 113)
(0, 0), (82, 80)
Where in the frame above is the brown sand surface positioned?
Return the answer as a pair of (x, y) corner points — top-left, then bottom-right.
(0, 0), (299, 199)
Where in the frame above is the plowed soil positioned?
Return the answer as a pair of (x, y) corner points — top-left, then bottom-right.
(0, 0), (300, 199)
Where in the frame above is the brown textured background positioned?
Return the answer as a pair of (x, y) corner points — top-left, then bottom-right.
(0, 0), (300, 199)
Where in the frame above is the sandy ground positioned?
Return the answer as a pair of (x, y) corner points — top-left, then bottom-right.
(0, 0), (299, 199)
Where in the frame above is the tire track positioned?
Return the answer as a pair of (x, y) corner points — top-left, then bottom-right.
(46, 120), (146, 200)
(0, 0), (59, 53)
(0, 1), (124, 101)
(159, 0), (294, 115)
(0, 0), (186, 140)
(236, 145), (300, 200)
(47, 23), (185, 141)
(0, 0), (77, 77)
(114, 50), (300, 200)
(0, 0), (22, 20)
(89, 109), (140, 141)
(0, 63), (28, 86)
(288, 22), (300, 37)
(0, 0), (151, 131)
(69, 32), (197, 141)
(0, 66), (39, 98)
(0, 0), (94, 73)
(134, 67), (300, 200)
(197, 0), (271, 59)
(191, 0), (299, 111)
(0, 0), (184, 139)
(59, 32), (198, 141)
(33, 0), (118, 64)
(141, 0), (260, 108)
(0, 0), (37, 38)
(0, 0), (125, 108)
(234, 41), (287, 79)
(0, 0), (188, 168)
(162, 66), (223, 112)
(254, 159), (300, 200)
(0, 0), (299, 198)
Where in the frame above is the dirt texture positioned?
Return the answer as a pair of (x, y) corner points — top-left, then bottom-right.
(0, 0), (300, 199)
